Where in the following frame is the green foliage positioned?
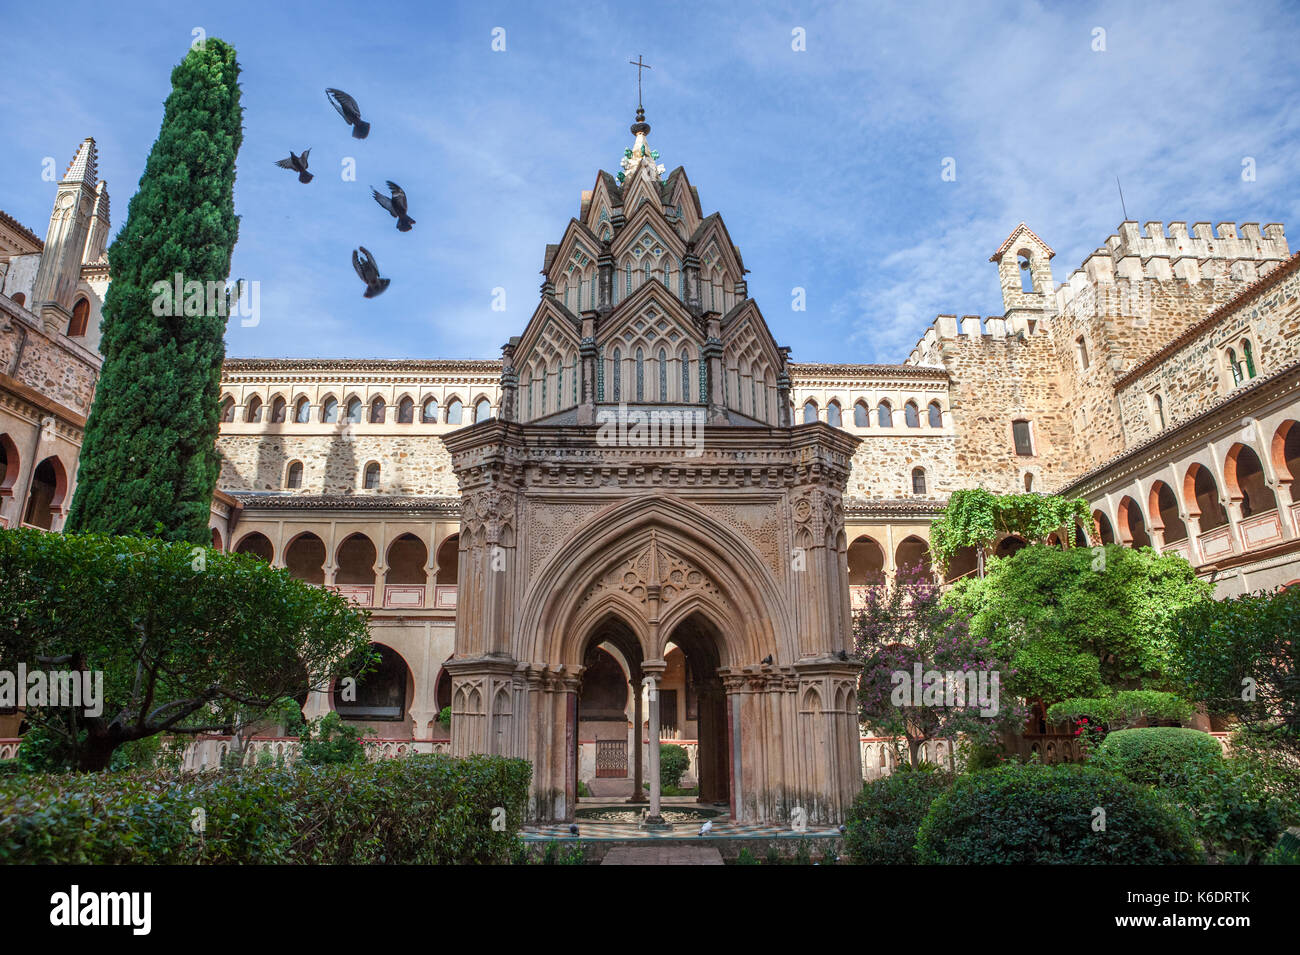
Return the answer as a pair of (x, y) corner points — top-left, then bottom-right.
(0, 754), (531, 864)
(297, 712), (372, 765)
(734, 847), (760, 865)
(65, 39), (243, 545)
(0, 528), (372, 770)
(1179, 757), (1292, 864)
(947, 543), (1213, 703)
(915, 763), (1202, 864)
(437, 706), (452, 726)
(1266, 828), (1300, 865)
(844, 766), (955, 864)
(1092, 728), (1297, 864)
(660, 743), (690, 789)
(1092, 728), (1224, 789)
(929, 489), (1092, 567)
(1169, 585), (1300, 757)
(1047, 690), (1194, 730)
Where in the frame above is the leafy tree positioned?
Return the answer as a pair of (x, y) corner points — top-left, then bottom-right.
(65, 39), (243, 545)
(294, 711), (372, 766)
(1169, 585), (1300, 757)
(660, 743), (690, 789)
(0, 528), (371, 771)
(946, 543), (1212, 705)
(854, 564), (1025, 767)
(929, 489), (1092, 570)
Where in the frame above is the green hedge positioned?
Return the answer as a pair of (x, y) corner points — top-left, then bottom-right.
(916, 763), (1201, 864)
(0, 754), (531, 864)
(845, 767), (954, 864)
(1093, 727), (1223, 789)
(660, 743), (690, 789)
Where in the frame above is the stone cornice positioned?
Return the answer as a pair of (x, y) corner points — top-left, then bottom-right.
(844, 498), (946, 518)
(789, 362), (948, 382)
(223, 358), (503, 378)
(228, 492), (462, 514)
(444, 419), (860, 493)
(1061, 359), (1300, 497)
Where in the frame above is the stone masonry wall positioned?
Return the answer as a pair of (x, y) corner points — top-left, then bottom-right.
(218, 432), (459, 496)
(1116, 260), (1300, 445)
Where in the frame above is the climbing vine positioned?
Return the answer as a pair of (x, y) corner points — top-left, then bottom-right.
(929, 489), (1093, 568)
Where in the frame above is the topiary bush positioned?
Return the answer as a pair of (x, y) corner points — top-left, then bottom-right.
(0, 754), (531, 865)
(845, 766), (955, 864)
(1093, 727), (1223, 789)
(915, 763), (1202, 864)
(660, 743), (690, 789)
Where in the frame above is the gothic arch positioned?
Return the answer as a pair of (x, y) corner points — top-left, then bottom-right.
(519, 496), (791, 668)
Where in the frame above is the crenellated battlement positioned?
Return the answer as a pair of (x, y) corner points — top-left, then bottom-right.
(1103, 220), (1287, 264)
(907, 313), (1034, 366)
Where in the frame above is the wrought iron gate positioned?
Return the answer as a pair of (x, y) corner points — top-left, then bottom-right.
(595, 739), (628, 777)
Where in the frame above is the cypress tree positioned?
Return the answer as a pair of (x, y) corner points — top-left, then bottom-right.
(66, 39), (243, 545)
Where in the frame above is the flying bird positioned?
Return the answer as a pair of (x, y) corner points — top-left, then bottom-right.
(351, 246), (390, 298)
(274, 148), (313, 183)
(698, 819), (713, 837)
(326, 88), (370, 139)
(372, 181), (415, 231)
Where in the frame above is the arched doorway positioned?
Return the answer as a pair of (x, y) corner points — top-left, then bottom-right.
(23, 456), (67, 530)
(573, 614), (641, 801)
(661, 612), (732, 814)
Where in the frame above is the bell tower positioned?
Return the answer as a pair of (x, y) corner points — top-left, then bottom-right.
(31, 138), (100, 335)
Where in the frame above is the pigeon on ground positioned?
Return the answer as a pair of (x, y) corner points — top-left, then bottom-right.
(568, 823), (579, 835)
(326, 88), (370, 139)
(351, 246), (390, 298)
(698, 819), (713, 836)
(372, 181), (415, 231)
(274, 148), (313, 183)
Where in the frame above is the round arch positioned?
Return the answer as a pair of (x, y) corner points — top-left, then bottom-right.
(1224, 442), (1277, 517)
(1116, 495), (1152, 547)
(0, 433), (19, 497)
(1269, 419), (1300, 483)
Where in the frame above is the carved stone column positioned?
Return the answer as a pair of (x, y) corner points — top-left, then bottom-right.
(499, 339), (518, 422)
(578, 314), (598, 426)
(642, 660), (668, 827)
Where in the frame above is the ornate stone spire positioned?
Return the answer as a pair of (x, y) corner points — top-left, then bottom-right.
(63, 138), (98, 185)
(618, 106), (665, 185)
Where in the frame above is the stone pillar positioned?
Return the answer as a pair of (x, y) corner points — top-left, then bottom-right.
(499, 340), (518, 423)
(578, 314), (597, 426)
(683, 245), (701, 315)
(1276, 482), (1296, 537)
(777, 370), (792, 428)
(642, 661), (668, 827)
(597, 242), (613, 311)
(627, 670), (646, 803)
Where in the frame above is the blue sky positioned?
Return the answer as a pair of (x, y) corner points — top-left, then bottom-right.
(2, 0), (1298, 364)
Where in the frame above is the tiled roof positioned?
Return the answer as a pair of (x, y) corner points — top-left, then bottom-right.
(0, 209), (42, 250)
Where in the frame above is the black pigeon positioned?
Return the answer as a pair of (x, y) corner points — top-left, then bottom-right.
(326, 88), (370, 139)
(372, 181), (415, 231)
(836, 649), (850, 662)
(274, 148), (313, 183)
(568, 824), (579, 835)
(352, 246), (390, 298)
(761, 654), (774, 665)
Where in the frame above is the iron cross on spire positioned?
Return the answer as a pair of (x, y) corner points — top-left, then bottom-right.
(629, 54), (652, 108)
